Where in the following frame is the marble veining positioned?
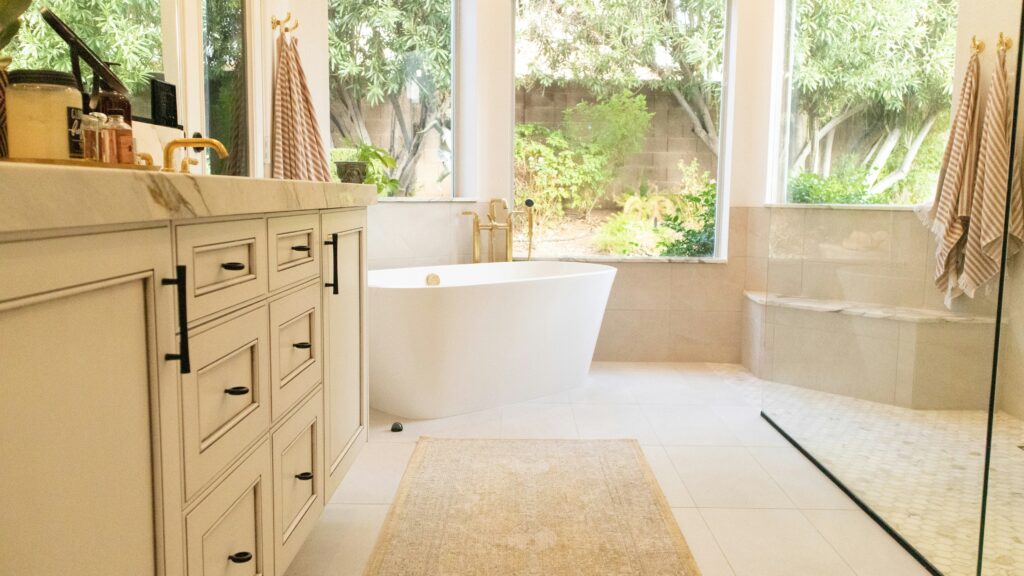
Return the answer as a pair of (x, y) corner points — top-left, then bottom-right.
(744, 290), (995, 324)
(0, 162), (377, 234)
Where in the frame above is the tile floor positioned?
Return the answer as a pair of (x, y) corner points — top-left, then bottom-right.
(286, 362), (930, 576)
(763, 380), (1024, 576)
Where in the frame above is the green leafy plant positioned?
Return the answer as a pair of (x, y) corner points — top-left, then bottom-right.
(595, 212), (669, 257)
(514, 91), (652, 222)
(660, 161), (718, 257)
(332, 143), (401, 197)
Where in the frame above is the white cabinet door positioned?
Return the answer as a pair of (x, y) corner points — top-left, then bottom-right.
(321, 210), (369, 499)
(0, 227), (184, 576)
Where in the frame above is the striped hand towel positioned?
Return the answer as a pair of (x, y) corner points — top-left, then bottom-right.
(928, 52), (982, 306)
(960, 48), (1024, 297)
(270, 34), (331, 182)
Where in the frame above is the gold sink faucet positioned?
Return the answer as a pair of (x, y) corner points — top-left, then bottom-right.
(162, 138), (230, 173)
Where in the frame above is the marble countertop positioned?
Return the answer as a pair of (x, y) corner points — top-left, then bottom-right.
(0, 162), (378, 235)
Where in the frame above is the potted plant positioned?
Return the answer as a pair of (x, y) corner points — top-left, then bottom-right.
(0, 1), (31, 158)
(331, 142), (401, 197)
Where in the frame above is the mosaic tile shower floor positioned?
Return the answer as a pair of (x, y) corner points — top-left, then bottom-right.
(762, 381), (1024, 576)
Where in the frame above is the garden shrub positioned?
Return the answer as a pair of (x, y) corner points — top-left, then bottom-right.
(660, 162), (718, 257)
(514, 91), (653, 221)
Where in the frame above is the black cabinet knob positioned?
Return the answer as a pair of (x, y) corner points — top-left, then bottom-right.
(221, 262), (246, 271)
(291, 245), (311, 252)
(292, 342), (312, 350)
(224, 386), (250, 396)
(295, 472), (314, 481)
(228, 551), (253, 564)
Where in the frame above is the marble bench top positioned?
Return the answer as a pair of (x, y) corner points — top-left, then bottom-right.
(744, 291), (995, 325)
(0, 162), (378, 235)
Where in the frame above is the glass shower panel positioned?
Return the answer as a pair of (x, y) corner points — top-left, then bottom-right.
(756, 4), (1024, 573)
(981, 12), (1024, 576)
(202, 0), (249, 176)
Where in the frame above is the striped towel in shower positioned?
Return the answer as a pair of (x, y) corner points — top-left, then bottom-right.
(929, 52), (982, 306)
(960, 47), (1024, 297)
(270, 33), (331, 182)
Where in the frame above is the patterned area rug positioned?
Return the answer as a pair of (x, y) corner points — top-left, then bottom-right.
(365, 438), (702, 576)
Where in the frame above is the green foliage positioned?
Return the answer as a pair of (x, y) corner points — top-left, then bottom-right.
(595, 211), (670, 257)
(6, 0), (163, 94)
(660, 161), (718, 257)
(788, 172), (869, 204)
(0, 0), (30, 53)
(563, 92), (654, 168)
(328, 0), (451, 107)
(515, 91), (652, 221)
(332, 144), (401, 197)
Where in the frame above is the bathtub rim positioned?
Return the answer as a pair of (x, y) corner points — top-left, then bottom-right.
(368, 261), (617, 290)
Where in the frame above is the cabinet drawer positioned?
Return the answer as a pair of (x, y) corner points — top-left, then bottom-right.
(177, 219), (268, 321)
(273, 390), (324, 575)
(270, 283), (322, 420)
(186, 441), (274, 576)
(268, 214), (320, 292)
(183, 305), (271, 500)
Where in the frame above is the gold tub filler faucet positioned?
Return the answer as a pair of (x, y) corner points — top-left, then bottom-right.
(462, 198), (535, 263)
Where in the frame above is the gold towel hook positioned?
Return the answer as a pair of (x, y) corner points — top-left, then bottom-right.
(284, 18), (300, 33)
(972, 35), (986, 55)
(998, 32), (1014, 53)
(271, 12), (292, 30)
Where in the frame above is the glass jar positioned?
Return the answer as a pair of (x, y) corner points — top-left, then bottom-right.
(5, 70), (84, 160)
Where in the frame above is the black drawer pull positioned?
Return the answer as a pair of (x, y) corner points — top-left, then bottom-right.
(228, 551), (253, 564)
(224, 386), (250, 396)
(162, 265), (191, 374)
(295, 472), (314, 481)
(221, 262), (246, 271)
(293, 342), (312, 350)
(291, 245), (311, 252)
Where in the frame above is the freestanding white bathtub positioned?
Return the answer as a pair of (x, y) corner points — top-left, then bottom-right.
(368, 261), (616, 419)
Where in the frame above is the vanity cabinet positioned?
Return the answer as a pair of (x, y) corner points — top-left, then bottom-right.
(0, 227), (184, 576)
(0, 195), (370, 576)
(321, 210), (369, 500)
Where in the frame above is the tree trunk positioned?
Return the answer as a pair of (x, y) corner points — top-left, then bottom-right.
(791, 106), (862, 174)
(821, 130), (836, 178)
(670, 87), (719, 157)
(864, 127), (902, 186)
(868, 114), (938, 196)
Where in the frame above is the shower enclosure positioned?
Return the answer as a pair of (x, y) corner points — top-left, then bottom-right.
(748, 4), (1024, 576)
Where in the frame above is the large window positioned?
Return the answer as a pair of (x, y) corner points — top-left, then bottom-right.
(513, 0), (727, 259)
(778, 0), (959, 205)
(327, 0), (454, 198)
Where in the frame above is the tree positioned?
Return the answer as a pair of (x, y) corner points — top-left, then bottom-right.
(327, 0), (452, 196)
(517, 0), (726, 158)
(6, 0), (163, 94)
(788, 0), (958, 197)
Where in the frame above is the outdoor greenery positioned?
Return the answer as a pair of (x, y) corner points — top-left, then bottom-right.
(331, 143), (401, 197)
(6, 0), (163, 94)
(515, 92), (653, 222)
(595, 161), (718, 258)
(785, 0), (958, 203)
(328, 0), (452, 196)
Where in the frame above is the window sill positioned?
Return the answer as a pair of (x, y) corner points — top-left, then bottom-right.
(375, 197), (481, 204)
(765, 203), (920, 212)
(518, 256), (729, 264)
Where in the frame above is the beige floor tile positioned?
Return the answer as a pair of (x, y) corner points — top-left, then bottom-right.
(711, 406), (790, 447)
(672, 508), (736, 576)
(285, 504), (388, 576)
(642, 404), (743, 446)
(804, 510), (932, 576)
(571, 404), (660, 444)
(499, 403), (578, 439)
(665, 446), (793, 508)
(701, 508), (856, 576)
(749, 445), (857, 510)
(643, 445), (696, 507)
(331, 442), (416, 505)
